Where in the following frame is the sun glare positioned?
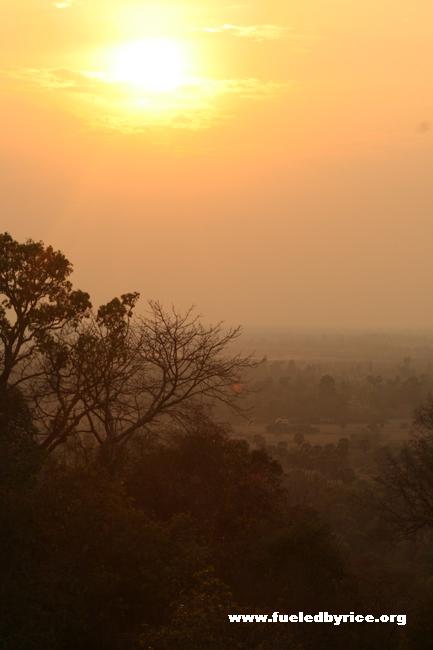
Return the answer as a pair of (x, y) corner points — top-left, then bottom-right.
(78, 36), (220, 129)
(109, 38), (188, 93)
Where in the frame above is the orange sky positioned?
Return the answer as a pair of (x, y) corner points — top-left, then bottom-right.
(1, 0), (433, 328)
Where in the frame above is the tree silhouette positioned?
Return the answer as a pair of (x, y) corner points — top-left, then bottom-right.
(0, 232), (90, 392)
(378, 398), (433, 534)
(0, 234), (251, 458)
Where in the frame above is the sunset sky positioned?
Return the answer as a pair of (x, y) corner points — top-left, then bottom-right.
(1, 0), (433, 329)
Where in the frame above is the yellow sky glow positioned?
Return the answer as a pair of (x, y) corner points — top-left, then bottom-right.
(2, 1), (433, 328)
(1, 1), (292, 130)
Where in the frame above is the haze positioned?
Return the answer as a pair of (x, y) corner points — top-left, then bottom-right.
(1, 0), (433, 329)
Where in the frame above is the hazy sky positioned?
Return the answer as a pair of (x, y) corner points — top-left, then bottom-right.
(1, 0), (433, 329)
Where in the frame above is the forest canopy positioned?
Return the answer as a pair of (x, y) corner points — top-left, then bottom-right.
(1, 232), (433, 650)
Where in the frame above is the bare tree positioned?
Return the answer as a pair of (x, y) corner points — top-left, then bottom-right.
(28, 295), (252, 455)
(1, 233), (252, 458)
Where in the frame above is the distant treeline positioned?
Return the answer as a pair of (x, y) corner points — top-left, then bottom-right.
(241, 358), (433, 425)
(2, 233), (433, 649)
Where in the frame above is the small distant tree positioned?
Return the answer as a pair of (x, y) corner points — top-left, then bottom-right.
(319, 374), (336, 396)
(336, 437), (350, 458)
(294, 432), (305, 446)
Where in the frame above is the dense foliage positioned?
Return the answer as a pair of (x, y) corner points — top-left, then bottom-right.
(1, 233), (433, 649)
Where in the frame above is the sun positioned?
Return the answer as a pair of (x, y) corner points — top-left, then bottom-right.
(109, 38), (189, 93)
(81, 36), (216, 128)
